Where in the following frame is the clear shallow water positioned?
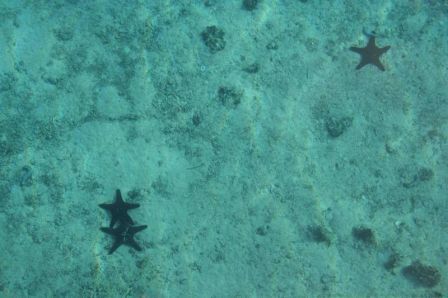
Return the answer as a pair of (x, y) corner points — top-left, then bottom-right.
(0, 1), (446, 297)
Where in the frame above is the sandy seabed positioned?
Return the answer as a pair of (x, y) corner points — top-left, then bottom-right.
(0, 0), (446, 297)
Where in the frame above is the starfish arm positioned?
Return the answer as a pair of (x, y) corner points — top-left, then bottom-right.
(125, 238), (142, 251)
(99, 203), (113, 210)
(130, 225), (148, 234)
(123, 213), (135, 226)
(100, 227), (115, 235)
(349, 46), (363, 54)
(109, 216), (118, 228)
(372, 60), (386, 71)
(367, 36), (377, 47)
(109, 240), (123, 254)
(380, 45), (391, 54)
(356, 60), (369, 70)
(124, 202), (140, 209)
(115, 189), (124, 203)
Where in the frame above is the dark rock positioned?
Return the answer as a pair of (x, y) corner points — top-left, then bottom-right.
(0, 72), (17, 92)
(325, 116), (353, 138)
(384, 252), (400, 271)
(352, 226), (375, 245)
(18, 166), (33, 187)
(243, 63), (260, 74)
(192, 112), (201, 126)
(266, 40), (279, 50)
(402, 261), (441, 288)
(217, 86), (242, 108)
(417, 167), (434, 182)
(307, 225), (331, 246)
(201, 26), (226, 53)
(401, 166), (434, 188)
(256, 225), (269, 236)
(242, 0), (259, 11)
(54, 27), (74, 41)
(204, 0), (216, 7)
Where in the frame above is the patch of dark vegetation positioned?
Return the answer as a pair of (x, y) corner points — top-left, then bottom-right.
(256, 225), (269, 236)
(0, 72), (18, 92)
(402, 261), (441, 288)
(201, 26), (226, 53)
(24, 193), (39, 207)
(325, 116), (353, 138)
(151, 176), (170, 197)
(384, 251), (401, 272)
(40, 172), (58, 187)
(35, 120), (60, 142)
(266, 40), (279, 50)
(16, 165), (33, 187)
(307, 225), (331, 246)
(203, 0), (216, 7)
(320, 273), (336, 292)
(304, 37), (319, 52)
(188, 261), (202, 273)
(79, 175), (102, 193)
(192, 112), (201, 126)
(242, 0), (259, 11)
(54, 27), (74, 41)
(352, 226), (375, 245)
(401, 166), (434, 188)
(0, 183), (9, 208)
(217, 86), (243, 108)
(430, 292), (443, 298)
(416, 167), (434, 182)
(243, 63), (260, 74)
(0, 120), (26, 157)
(127, 189), (146, 201)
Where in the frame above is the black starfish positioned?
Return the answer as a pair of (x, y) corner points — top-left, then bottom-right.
(350, 36), (390, 71)
(99, 189), (140, 228)
(100, 223), (148, 254)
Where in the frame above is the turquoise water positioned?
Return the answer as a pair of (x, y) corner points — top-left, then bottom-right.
(0, 0), (447, 297)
